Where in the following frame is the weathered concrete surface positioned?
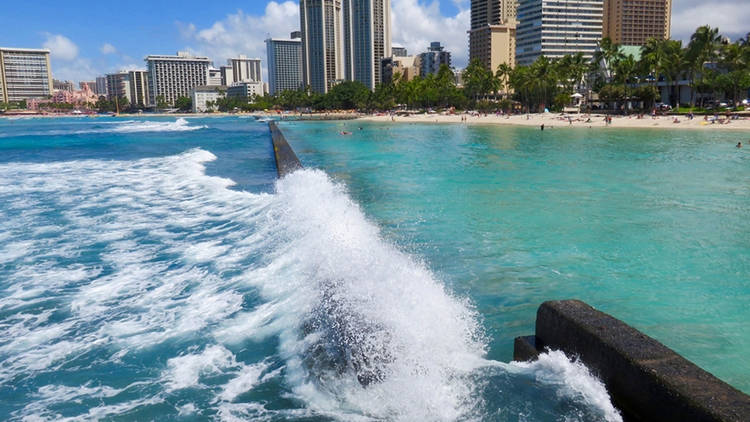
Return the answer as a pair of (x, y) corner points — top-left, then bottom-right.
(514, 300), (750, 422)
(269, 121), (302, 177)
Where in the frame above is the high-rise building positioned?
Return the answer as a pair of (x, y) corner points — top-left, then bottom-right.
(392, 46), (408, 57)
(470, 0), (517, 28)
(128, 70), (150, 107)
(106, 72), (131, 103)
(0, 47), (53, 103)
(208, 67), (222, 86)
(266, 38), (303, 95)
(227, 56), (262, 83)
(96, 76), (108, 96)
(220, 66), (233, 86)
(301, 0), (345, 93)
(603, 0), (671, 46)
(516, 0), (603, 66)
(470, 24), (517, 71)
(343, 0), (392, 89)
(469, 0), (518, 72)
(419, 42), (451, 76)
(145, 52), (210, 106)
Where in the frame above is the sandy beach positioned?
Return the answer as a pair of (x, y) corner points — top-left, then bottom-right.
(359, 112), (750, 131)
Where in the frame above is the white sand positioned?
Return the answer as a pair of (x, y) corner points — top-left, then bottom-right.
(359, 112), (750, 132)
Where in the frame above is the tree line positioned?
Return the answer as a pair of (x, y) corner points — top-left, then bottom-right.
(84, 25), (749, 115)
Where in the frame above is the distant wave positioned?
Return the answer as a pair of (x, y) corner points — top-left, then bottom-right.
(0, 118), (207, 138)
(106, 118), (207, 133)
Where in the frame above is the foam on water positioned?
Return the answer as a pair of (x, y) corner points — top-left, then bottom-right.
(0, 149), (620, 421)
(0, 117), (206, 138)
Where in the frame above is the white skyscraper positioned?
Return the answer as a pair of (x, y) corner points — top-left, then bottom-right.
(226, 56), (262, 84)
(145, 52), (210, 106)
(516, 0), (603, 66)
(0, 47), (53, 103)
(343, 0), (392, 89)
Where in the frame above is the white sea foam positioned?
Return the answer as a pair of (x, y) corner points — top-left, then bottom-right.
(0, 148), (621, 420)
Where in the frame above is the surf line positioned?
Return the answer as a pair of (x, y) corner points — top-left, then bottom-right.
(269, 121), (302, 177)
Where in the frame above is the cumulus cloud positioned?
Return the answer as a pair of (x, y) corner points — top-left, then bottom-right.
(671, 0), (750, 43)
(43, 34), (79, 61)
(391, 0), (469, 67)
(178, 1), (299, 80)
(100, 43), (117, 54)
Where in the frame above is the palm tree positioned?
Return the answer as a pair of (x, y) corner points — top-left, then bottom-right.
(496, 63), (513, 98)
(592, 37), (625, 83)
(687, 26), (722, 106)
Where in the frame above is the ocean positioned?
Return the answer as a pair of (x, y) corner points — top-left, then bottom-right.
(0, 116), (746, 421)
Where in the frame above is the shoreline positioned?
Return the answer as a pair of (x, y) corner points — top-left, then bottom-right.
(358, 112), (750, 132)
(4, 111), (749, 132)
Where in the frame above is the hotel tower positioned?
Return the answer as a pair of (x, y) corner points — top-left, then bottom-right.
(516, 0), (603, 66)
(469, 0), (518, 71)
(603, 0), (671, 46)
(342, 0), (392, 90)
(300, 0), (345, 94)
(0, 48), (53, 103)
(301, 0), (392, 93)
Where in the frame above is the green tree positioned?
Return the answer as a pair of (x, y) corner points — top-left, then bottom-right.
(175, 96), (192, 111)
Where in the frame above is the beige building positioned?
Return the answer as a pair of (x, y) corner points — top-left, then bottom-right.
(469, 0), (517, 72)
(603, 0), (671, 46)
(381, 55), (420, 84)
(469, 23), (517, 72)
(0, 48), (53, 103)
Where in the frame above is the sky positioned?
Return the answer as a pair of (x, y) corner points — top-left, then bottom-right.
(0, 0), (747, 84)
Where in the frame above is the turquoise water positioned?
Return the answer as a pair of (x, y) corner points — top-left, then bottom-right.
(281, 121), (750, 393)
(0, 116), (625, 421)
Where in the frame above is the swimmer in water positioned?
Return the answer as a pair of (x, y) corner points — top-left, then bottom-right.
(738, 142), (742, 148)
(540, 124), (545, 131)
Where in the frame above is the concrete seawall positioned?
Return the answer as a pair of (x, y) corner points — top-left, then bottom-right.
(269, 121), (302, 177)
(514, 300), (750, 421)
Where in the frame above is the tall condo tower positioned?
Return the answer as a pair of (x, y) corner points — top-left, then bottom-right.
(0, 48), (53, 103)
(603, 0), (671, 46)
(227, 56), (262, 83)
(469, 0), (518, 71)
(128, 70), (150, 107)
(343, 0), (392, 90)
(145, 52), (210, 106)
(266, 36), (303, 95)
(516, 0), (603, 66)
(300, 0), (345, 94)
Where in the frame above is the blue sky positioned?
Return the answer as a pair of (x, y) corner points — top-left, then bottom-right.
(1, 0), (747, 83)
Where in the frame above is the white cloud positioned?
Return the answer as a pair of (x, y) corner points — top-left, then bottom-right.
(179, 2), (299, 81)
(100, 43), (117, 54)
(391, 0), (469, 68)
(670, 1), (750, 43)
(43, 34), (79, 61)
(51, 57), (98, 82)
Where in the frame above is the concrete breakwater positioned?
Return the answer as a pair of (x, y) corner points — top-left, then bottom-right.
(515, 300), (750, 422)
(269, 121), (302, 177)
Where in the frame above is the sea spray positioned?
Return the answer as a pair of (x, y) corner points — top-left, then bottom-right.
(0, 147), (621, 421)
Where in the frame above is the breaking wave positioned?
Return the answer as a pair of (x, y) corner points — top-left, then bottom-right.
(0, 149), (620, 421)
